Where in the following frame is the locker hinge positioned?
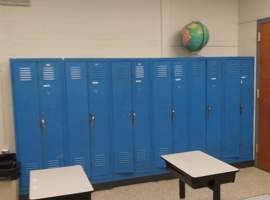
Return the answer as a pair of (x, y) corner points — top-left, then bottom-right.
(258, 32), (261, 42)
(257, 89), (260, 99)
(256, 144), (259, 153)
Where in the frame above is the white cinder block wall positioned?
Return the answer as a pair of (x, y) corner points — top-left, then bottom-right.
(239, 0), (270, 57)
(0, 0), (239, 152)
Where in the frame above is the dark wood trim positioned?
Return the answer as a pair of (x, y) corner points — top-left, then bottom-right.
(256, 17), (270, 167)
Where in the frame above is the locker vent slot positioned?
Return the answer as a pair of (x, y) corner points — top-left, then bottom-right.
(136, 65), (144, 79)
(43, 66), (55, 81)
(113, 66), (130, 81)
(174, 64), (184, 78)
(136, 149), (146, 161)
(208, 66), (220, 79)
(156, 65), (168, 78)
(71, 67), (81, 80)
(47, 160), (60, 168)
(95, 154), (105, 167)
(159, 147), (169, 156)
(228, 65), (239, 77)
(19, 67), (32, 81)
(241, 65), (249, 76)
(74, 157), (84, 166)
(119, 152), (129, 165)
(89, 65), (105, 81)
(191, 64), (201, 78)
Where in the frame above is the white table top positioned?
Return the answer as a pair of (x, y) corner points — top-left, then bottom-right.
(161, 151), (238, 178)
(29, 165), (93, 200)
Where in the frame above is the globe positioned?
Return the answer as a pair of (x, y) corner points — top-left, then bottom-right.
(181, 21), (209, 52)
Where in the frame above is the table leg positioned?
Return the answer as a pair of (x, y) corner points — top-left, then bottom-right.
(179, 179), (185, 199)
(212, 184), (220, 200)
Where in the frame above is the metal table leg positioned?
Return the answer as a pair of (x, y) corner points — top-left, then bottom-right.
(179, 179), (185, 199)
(212, 183), (220, 200)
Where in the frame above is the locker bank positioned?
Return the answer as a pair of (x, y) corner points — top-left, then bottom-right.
(0, 1), (270, 200)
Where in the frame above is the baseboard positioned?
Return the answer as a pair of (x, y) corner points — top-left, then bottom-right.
(93, 171), (177, 191)
(232, 160), (255, 169)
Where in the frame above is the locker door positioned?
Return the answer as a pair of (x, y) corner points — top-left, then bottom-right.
(188, 60), (206, 150)
(132, 61), (152, 170)
(240, 59), (254, 160)
(11, 61), (42, 194)
(65, 61), (90, 176)
(206, 60), (222, 158)
(112, 62), (134, 173)
(38, 61), (65, 168)
(223, 60), (241, 159)
(88, 62), (112, 178)
(172, 60), (188, 153)
(152, 61), (172, 168)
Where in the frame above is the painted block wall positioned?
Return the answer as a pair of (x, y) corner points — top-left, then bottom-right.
(0, 0), (239, 152)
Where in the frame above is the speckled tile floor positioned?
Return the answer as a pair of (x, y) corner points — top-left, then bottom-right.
(245, 194), (270, 200)
(92, 167), (270, 200)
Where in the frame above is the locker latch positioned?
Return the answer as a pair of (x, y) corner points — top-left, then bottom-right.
(171, 108), (176, 121)
(240, 104), (244, 115)
(131, 112), (136, 127)
(40, 116), (46, 134)
(89, 113), (95, 128)
(206, 105), (212, 120)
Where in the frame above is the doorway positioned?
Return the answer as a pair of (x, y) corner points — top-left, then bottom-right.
(257, 18), (270, 172)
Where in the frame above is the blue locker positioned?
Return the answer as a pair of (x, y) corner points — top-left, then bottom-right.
(65, 61), (90, 175)
(240, 59), (254, 160)
(188, 60), (206, 151)
(38, 61), (65, 168)
(222, 59), (241, 160)
(152, 61), (172, 168)
(88, 61), (112, 179)
(132, 61), (152, 170)
(206, 60), (223, 158)
(172, 60), (189, 153)
(112, 62), (134, 173)
(11, 61), (42, 194)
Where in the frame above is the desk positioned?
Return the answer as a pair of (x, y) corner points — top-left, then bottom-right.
(29, 165), (93, 200)
(162, 151), (238, 200)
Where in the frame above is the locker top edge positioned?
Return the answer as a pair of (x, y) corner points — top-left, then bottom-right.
(10, 58), (64, 63)
(206, 56), (254, 61)
(9, 56), (255, 63)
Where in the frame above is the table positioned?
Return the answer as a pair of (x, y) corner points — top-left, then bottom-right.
(161, 151), (239, 200)
(29, 165), (93, 200)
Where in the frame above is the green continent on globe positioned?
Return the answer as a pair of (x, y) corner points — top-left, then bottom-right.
(181, 21), (209, 52)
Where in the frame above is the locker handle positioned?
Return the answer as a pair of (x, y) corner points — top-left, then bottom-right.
(206, 105), (212, 120)
(131, 112), (136, 127)
(171, 108), (176, 121)
(89, 114), (95, 128)
(40, 116), (46, 134)
(240, 104), (244, 115)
